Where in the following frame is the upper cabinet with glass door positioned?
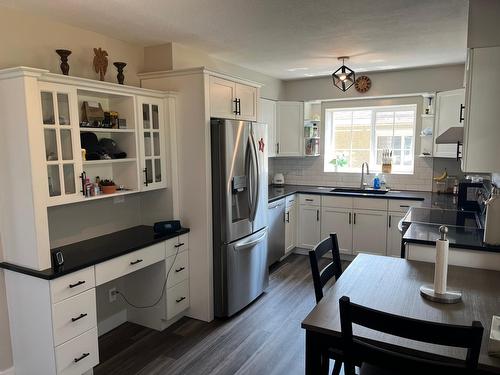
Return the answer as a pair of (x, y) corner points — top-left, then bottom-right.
(39, 82), (83, 205)
(138, 97), (167, 191)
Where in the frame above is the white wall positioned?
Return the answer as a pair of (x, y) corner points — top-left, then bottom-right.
(468, 0), (500, 48)
(284, 64), (465, 102)
(144, 42), (286, 100)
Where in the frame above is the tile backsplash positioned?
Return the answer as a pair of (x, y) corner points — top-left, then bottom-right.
(269, 156), (465, 192)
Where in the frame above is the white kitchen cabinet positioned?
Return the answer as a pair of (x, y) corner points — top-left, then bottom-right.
(285, 195), (297, 254)
(276, 101), (304, 157)
(39, 82), (83, 206)
(138, 96), (167, 191)
(352, 209), (388, 255)
(462, 46), (500, 172)
(433, 88), (465, 158)
(386, 212), (405, 257)
(321, 207), (352, 255)
(209, 76), (258, 121)
(298, 204), (321, 249)
(259, 98), (277, 157)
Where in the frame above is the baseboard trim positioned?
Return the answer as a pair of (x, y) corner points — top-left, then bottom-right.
(97, 309), (127, 336)
(0, 366), (15, 375)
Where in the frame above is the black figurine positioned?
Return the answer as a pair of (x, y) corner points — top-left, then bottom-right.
(113, 62), (127, 85)
(55, 49), (72, 75)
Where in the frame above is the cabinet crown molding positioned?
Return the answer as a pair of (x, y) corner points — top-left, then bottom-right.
(138, 66), (262, 88)
(0, 66), (177, 98)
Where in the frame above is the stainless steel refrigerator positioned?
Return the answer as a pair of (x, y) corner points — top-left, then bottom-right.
(211, 118), (268, 318)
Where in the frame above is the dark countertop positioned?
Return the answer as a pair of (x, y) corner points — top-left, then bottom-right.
(0, 225), (190, 280)
(403, 223), (500, 252)
(268, 184), (448, 206)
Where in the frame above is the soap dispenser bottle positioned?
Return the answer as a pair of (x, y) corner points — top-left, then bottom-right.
(373, 173), (380, 190)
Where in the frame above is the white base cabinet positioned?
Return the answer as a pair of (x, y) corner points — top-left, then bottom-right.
(321, 207), (352, 254)
(285, 195), (297, 254)
(387, 212), (405, 257)
(297, 195), (321, 249)
(352, 209), (388, 255)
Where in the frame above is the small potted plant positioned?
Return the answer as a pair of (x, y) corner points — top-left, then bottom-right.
(99, 179), (117, 194)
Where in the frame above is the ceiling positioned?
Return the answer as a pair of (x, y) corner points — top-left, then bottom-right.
(0, 0), (469, 79)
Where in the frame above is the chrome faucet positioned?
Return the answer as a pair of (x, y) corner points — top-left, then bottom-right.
(360, 162), (370, 189)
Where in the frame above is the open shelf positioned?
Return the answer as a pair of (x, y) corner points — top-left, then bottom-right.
(82, 189), (139, 202)
(79, 127), (135, 133)
(83, 158), (136, 165)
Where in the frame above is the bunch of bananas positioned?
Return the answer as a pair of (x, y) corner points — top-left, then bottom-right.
(433, 169), (448, 182)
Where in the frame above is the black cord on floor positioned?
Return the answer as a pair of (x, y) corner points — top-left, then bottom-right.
(115, 245), (181, 309)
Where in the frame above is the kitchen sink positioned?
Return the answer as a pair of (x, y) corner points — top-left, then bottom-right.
(330, 187), (390, 195)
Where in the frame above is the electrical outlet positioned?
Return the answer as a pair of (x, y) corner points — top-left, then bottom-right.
(109, 287), (117, 303)
(113, 195), (125, 204)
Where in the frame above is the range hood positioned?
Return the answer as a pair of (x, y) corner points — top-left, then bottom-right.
(435, 126), (463, 144)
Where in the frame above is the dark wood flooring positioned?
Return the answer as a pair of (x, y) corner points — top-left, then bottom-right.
(94, 254), (347, 375)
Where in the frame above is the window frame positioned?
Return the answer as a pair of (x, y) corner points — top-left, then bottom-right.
(324, 104), (417, 174)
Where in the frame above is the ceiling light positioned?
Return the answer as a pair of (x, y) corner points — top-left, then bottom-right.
(332, 57), (355, 92)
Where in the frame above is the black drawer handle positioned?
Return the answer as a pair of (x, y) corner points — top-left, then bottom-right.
(130, 259), (143, 265)
(399, 205), (409, 208)
(74, 353), (90, 363)
(176, 296), (186, 303)
(71, 313), (87, 322)
(69, 280), (85, 288)
(305, 199), (314, 202)
(174, 243), (185, 248)
(175, 266), (185, 273)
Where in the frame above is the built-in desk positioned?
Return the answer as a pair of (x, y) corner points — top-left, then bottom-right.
(0, 226), (190, 375)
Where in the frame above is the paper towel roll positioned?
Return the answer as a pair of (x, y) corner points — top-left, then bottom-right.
(434, 237), (449, 294)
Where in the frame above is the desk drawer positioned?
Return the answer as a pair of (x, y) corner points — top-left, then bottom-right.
(52, 289), (97, 346)
(167, 279), (189, 320)
(166, 234), (189, 258)
(388, 199), (423, 213)
(55, 327), (99, 375)
(50, 267), (95, 304)
(299, 194), (320, 206)
(95, 242), (165, 286)
(166, 250), (189, 288)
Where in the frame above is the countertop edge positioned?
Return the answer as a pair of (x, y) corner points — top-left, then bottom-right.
(0, 226), (190, 280)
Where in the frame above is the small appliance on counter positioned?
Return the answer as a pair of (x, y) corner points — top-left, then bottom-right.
(484, 186), (500, 246)
(272, 173), (285, 186)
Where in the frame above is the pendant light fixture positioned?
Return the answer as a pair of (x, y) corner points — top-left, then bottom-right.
(332, 56), (355, 92)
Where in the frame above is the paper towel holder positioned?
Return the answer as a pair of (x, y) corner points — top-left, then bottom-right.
(420, 226), (462, 304)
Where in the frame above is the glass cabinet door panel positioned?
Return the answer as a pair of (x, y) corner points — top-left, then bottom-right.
(63, 164), (76, 194)
(145, 159), (153, 184)
(57, 93), (71, 125)
(47, 165), (61, 197)
(152, 105), (159, 129)
(41, 92), (55, 125)
(144, 132), (152, 156)
(44, 129), (58, 161)
(153, 133), (160, 156)
(60, 129), (73, 160)
(142, 104), (150, 129)
(154, 159), (162, 182)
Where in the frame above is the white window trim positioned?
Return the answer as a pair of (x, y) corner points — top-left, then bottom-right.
(324, 104), (417, 174)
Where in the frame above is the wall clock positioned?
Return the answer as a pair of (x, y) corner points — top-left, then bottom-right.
(355, 75), (372, 93)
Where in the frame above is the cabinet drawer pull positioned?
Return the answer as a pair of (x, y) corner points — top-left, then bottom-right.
(353, 213), (356, 225)
(71, 313), (87, 322)
(399, 205), (409, 208)
(175, 266), (185, 273)
(316, 209), (319, 221)
(143, 168), (149, 187)
(174, 243), (185, 248)
(305, 198), (314, 202)
(176, 296), (186, 303)
(459, 104), (465, 123)
(69, 280), (85, 288)
(348, 212), (352, 225)
(74, 353), (90, 363)
(233, 98), (239, 115)
(389, 215), (392, 228)
(130, 259), (143, 265)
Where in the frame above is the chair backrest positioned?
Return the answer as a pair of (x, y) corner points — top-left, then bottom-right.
(339, 296), (484, 375)
(308, 233), (343, 303)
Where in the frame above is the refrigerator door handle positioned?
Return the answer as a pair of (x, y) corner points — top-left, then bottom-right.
(249, 130), (260, 222)
(245, 136), (253, 215)
(234, 229), (267, 251)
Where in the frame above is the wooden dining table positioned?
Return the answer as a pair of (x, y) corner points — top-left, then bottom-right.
(301, 253), (500, 374)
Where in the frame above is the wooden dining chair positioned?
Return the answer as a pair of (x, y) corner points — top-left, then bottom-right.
(308, 233), (344, 375)
(308, 233), (343, 304)
(339, 296), (484, 375)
